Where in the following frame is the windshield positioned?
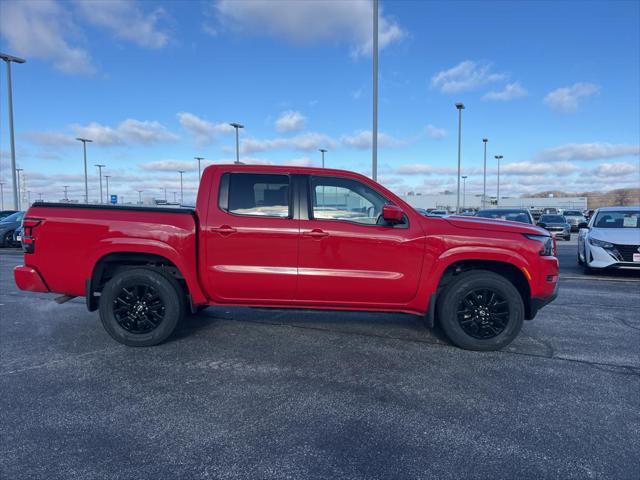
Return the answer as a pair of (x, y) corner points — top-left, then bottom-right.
(593, 210), (640, 228)
(540, 215), (566, 223)
(563, 210), (582, 216)
(476, 210), (532, 224)
(0, 212), (23, 223)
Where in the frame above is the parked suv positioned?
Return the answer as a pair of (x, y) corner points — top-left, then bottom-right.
(537, 214), (571, 241)
(562, 210), (587, 232)
(475, 208), (535, 225)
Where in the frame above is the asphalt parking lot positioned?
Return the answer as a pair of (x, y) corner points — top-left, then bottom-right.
(1, 244), (639, 480)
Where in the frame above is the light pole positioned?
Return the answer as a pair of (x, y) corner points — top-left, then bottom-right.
(1, 52), (26, 211)
(455, 102), (465, 214)
(163, 187), (167, 202)
(95, 164), (105, 203)
(76, 137), (92, 203)
(173, 191), (177, 203)
(104, 175), (111, 202)
(137, 190), (143, 205)
(37, 192), (42, 201)
(319, 149), (327, 168)
(495, 155), (503, 207)
(15, 168), (23, 210)
(461, 175), (468, 211)
(229, 123), (244, 164)
(195, 157), (205, 181)
(482, 138), (488, 208)
(372, 0), (379, 181)
(0, 182), (4, 210)
(178, 170), (185, 204)
(63, 185), (69, 201)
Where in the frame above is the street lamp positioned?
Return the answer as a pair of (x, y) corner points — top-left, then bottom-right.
(0, 182), (4, 210)
(455, 102), (465, 214)
(104, 175), (111, 203)
(37, 193), (42, 201)
(163, 187), (167, 202)
(15, 168), (23, 210)
(137, 190), (143, 205)
(177, 170), (185, 204)
(461, 175), (468, 211)
(95, 164), (105, 203)
(229, 123), (244, 164)
(63, 185), (69, 202)
(76, 137), (93, 203)
(372, 0), (379, 181)
(319, 148), (328, 168)
(482, 138), (488, 208)
(195, 157), (205, 181)
(172, 191), (178, 203)
(495, 155), (503, 206)
(1, 52), (26, 210)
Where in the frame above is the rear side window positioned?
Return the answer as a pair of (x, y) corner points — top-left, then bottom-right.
(221, 173), (291, 218)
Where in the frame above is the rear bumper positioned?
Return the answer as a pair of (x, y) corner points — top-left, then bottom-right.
(14, 265), (49, 293)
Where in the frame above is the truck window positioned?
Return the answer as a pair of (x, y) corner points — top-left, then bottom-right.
(310, 176), (386, 225)
(223, 173), (291, 217)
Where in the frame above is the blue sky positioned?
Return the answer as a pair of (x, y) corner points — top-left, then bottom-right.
(0, 0), (639, 205)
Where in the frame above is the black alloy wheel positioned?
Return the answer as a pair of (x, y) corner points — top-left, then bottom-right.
(456, 288), (509, 339)
(113, 284), (166, 334)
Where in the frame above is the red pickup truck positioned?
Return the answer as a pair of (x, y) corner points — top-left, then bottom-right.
(14, 165), (558, 351)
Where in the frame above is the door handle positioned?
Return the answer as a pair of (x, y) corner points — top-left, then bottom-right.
(210, 225), (237, 235)
(302, 229), (329, 239)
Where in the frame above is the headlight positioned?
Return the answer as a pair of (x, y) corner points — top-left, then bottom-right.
(524, 234), (555, 256)
(589, 237), (614, 249)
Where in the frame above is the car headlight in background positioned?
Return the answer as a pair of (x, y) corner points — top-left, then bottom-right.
(524, 234), (555, 256)
(589, 237), (614, 249)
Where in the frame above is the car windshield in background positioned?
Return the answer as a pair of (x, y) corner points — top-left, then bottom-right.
(0, 212), (23, 223)
(540, 215), (566, 223)
(563, 210), (582, 216)
(593, 210), (640, 228)
(476, 210), (532, 224)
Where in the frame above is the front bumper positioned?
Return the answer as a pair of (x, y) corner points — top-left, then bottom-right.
(14, 265), (50, 292)
(529, 280), (559, 319)
(587, 244), (640, 269)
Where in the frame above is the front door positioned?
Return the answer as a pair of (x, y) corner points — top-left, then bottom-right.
(297, 175), (425, 306)
(203, 171), (299, 302)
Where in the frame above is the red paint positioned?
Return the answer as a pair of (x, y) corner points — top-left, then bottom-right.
(14, 164), (558, 317)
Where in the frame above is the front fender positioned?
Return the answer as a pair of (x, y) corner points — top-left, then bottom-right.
(86, 237), (207, 304)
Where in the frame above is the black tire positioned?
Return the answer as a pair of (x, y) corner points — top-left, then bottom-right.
(437, 270), (524, 351)
(99, 268), (185, 346)
(564, 235), (571, 241)
(2, 230), (14, 247)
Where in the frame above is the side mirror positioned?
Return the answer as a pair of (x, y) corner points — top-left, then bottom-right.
(537, 222), (546, 228)
(578, 222), (589, 229)
(382, 204), (404, 224)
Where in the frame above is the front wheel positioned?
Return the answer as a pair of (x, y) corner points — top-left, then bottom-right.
(437, 271), (524, 351)
(99, 268), (186, 346)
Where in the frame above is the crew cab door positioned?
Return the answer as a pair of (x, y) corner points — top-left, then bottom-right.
(202, 171), (299, 302)
(297, 174), (425, 306)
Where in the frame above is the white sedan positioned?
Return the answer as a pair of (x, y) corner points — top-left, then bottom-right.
(578, 206), (640, 272)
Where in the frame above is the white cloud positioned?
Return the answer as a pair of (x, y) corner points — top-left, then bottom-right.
(177, 112), (234, 145)
(425, 124), (446, 140)
(75, 0), (170, 49)
(500, 161), (578, 175)
(592, 162), (640, 178)
(24, 131), (76, 147)
(538, 143), (640, 162)
(482, 82), (528, 101)
(341, 130), (404, 149)
(275, 111), (306, 133)
(241, 132), (337, 154)
(212, 0), (405, 57)
(395, 164), (458, 175)
(431, 60), (506, 94)
(544, 83), (600, 112)
(72, 119), (179, 146)
(0, 0), (95, 75)
(141, 160), (199, 172)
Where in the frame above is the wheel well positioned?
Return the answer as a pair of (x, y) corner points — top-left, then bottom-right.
(88, 252), (188, 311)
(436, 260), (532, 319)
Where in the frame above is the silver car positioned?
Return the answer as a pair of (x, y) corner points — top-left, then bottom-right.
(563, 209), (587, 232)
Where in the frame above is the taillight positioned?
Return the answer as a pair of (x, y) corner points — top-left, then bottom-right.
(22, 218), (42, 253)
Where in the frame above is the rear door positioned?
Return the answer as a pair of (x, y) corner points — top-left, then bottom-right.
(296, 174), (425, 306)
(202, 171), (299, 302)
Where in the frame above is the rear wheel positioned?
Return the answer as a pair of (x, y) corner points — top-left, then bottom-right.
(2, 230), (14, 247)
(99, 268), (185, 346)
(437, 271), (524, 351)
